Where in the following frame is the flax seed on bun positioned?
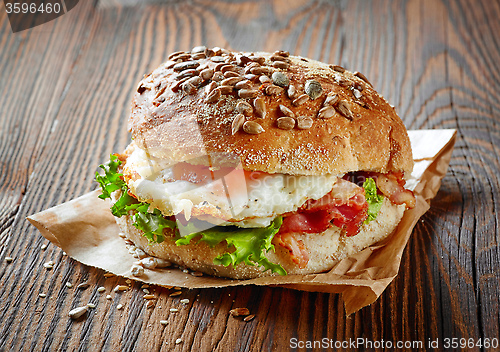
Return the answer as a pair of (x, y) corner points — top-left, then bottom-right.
(106, 47), (415, 279)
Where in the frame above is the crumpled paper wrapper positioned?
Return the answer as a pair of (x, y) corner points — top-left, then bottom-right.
(27, 129), (456, 314)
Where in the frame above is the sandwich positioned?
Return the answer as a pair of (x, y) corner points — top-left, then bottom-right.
(95, 46), (416, 279)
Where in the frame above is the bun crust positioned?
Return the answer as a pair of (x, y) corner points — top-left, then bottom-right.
(129, 49), (413, 176)
(116, 198), (405, 279)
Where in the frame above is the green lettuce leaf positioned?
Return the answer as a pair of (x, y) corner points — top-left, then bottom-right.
(95, 155), (177, 239)
(132, 205), (176, 243)
(95, 155), (124, 200)
(176, 217), (286, 275)
(363, 177), (384, 223)
(95, 155), (286, 275)
(95, 155), (142, 217)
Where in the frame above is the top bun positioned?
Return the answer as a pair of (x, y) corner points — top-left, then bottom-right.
(128, 47), (413, 176)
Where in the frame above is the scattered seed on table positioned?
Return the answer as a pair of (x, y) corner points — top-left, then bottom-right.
(175, 339), (182, 345)
(180, 299), (189, 304)
(5, 257), (13, 263)
(65, 282), (73, 288)
(230, 308), (250, 316)
(117, 304), (123, 310)
(77, 282), (90, 290)
(68, 306), (88, 319)
(103, 273), (115, 278)
(160, 320), (168, 326)
(39, 293), (46, 298)
(244, 314), (256, 322)
(97, 287), (105, 293)
(114, 285), (128, 292)
(170, 308), (178, 312)
(106, 295), (112, 300)
(87, 303), (96, 308)
(143, 294), (155, 300)
(41, 244), (47, 250)
(169, 291), (182, 297)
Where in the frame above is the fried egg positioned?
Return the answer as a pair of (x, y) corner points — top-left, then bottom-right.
(122, 143), (339, 228)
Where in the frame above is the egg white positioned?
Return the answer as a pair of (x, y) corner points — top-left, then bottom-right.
(122, 143), (339, 228)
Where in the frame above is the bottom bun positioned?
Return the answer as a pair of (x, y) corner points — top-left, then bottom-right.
(116, 198), (405, 279)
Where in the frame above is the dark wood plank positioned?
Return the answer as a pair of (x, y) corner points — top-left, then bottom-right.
(0, 3), (93, 244)
(0, 0), (499, 351)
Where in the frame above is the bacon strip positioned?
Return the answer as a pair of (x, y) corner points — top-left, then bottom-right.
(275, 181), (370, 267)
(375, 172), (416, 209)
(275, 232), (309, 268)
(344, 171), (416, 209)
(278, 193), (368, 237)
(329, 193), (369, 237)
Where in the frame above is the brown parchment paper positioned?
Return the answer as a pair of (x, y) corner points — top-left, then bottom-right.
(27, 129), (457, 314)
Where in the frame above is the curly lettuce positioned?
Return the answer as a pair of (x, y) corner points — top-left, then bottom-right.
(176, 217), (285, 275)
(95, 155), (142, 217)
(363, 177), (384, 224)
(95, 155), (286, 275)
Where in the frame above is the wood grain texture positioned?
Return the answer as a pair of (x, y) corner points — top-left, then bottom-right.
(0, 0), (499, 351)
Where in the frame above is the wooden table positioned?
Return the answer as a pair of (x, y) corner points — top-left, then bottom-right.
(1, 0), (499, 351)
